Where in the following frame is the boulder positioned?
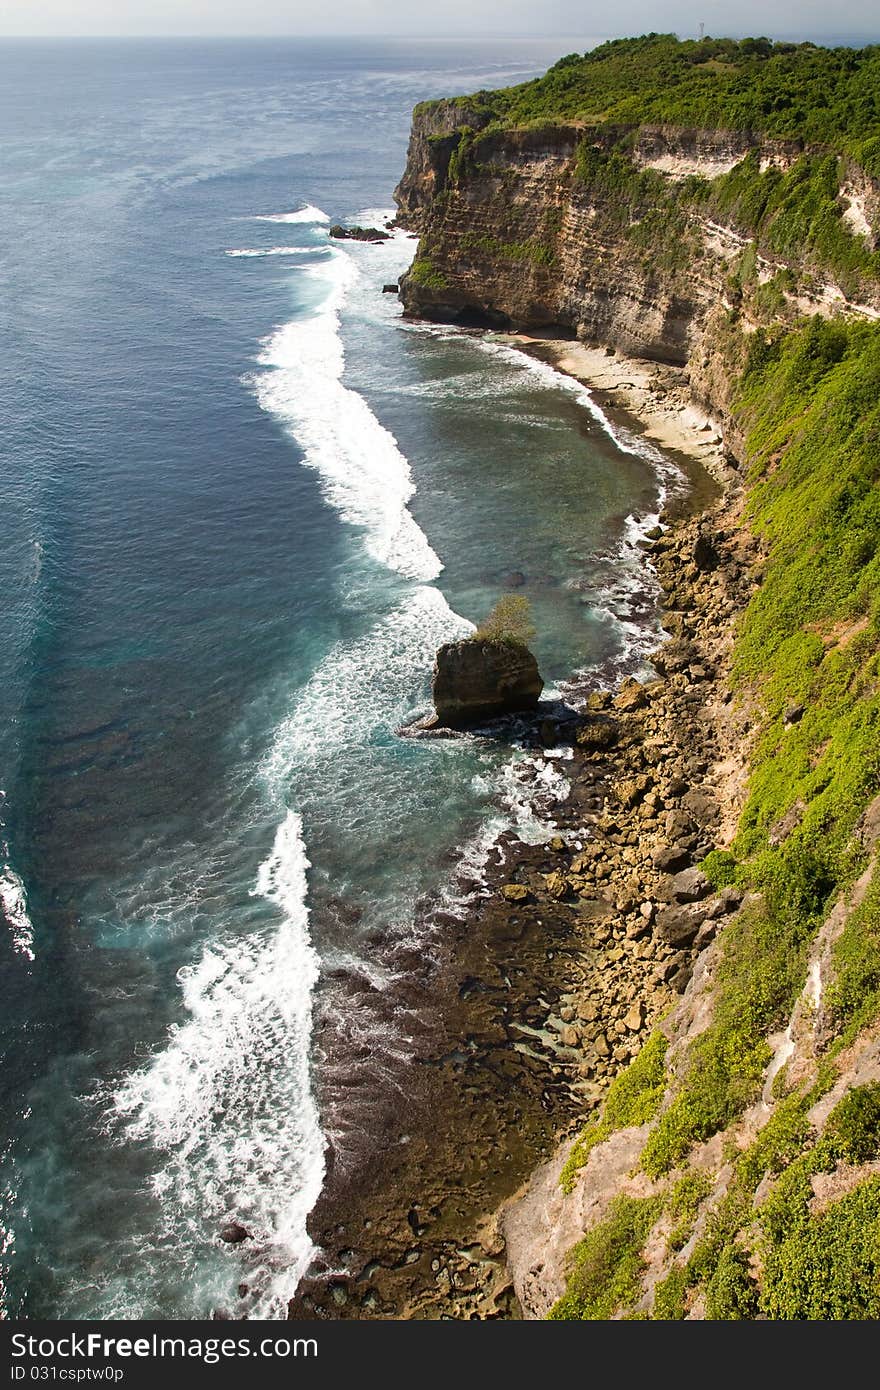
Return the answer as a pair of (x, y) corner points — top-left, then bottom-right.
(651, 640), (696, 675)
(623, 1000), (644, 1032)
(542, 871), (570, 899)
(382, 282), (399, 293)
(655, 904), (708, 948)
(585, 690), (613, 711)
(613, 678), (648, 712)
(693, 532), (721, 571)
(614, 774), (652, 810)
(575, 714), (619, 751)
(652, 842), (692, 873)
(431, 638), (543, 727)
(668, 868), (711, 903)
(500, 883), (529, 903)
(219, 1223), (252, 1244)
(718, 884), (744, 912)
(664, 808), (696, 842)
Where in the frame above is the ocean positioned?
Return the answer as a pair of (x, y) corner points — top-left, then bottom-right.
(0, 36), (678, 1318)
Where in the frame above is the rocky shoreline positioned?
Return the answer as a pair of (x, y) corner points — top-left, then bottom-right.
(286, 353), (756, 1321)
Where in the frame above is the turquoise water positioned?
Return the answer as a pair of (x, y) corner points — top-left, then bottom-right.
(0, 37), (676, 1318)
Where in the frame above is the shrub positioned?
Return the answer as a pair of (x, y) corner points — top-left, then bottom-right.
(666, 1168), (713, 1250)
(642, 902), (807, 1176)
(701, 849), (739, 888)
(704, 1244), (760, 1319)
(651, 1265), (689, 1319)
(825, 865), (880, 1048)
(407, 257), (448, 291)
(473, 594), (536, 647)
(760, 1177), (880, 1318)
(825, 1084), (880, 1163)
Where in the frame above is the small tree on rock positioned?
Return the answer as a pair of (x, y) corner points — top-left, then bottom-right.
(474, 594), (536, 648)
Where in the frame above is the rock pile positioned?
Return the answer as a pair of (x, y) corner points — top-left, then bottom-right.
(491, 507), (758, 1096)
(328, 223), (390, 242)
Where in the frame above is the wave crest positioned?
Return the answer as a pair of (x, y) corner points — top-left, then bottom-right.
(250, 252), (442, 582)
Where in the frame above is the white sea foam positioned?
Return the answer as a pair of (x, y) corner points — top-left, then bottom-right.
(0, 864), (34, 963)
(226, 245), (329, 259)
(250, 250), (442, 582)
(113, 811), (324, 1318)
(500, 752), (572, 845)
(263, 586), (473, 787)
(440, 746), (574, 915)
(253, 204), (330, 225)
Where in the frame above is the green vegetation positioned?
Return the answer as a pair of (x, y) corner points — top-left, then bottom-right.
(452, 35), (880, 172)
(651, 1265), (689, 1319)
(733, 318), (880, 872)
(761, 1177), (880, 1319)
(551, 315), (880, 1319)
(734, 1093), (814, 1190)
(560, 1033), (667, 1192)
(700, 848), (739, 888)
(699, 151), (880, 297)
(473, 594), (536, 647)
(571, 144), (700, 275)
(641, 899), (810, 1176)
(429, 35), (880, 300)
(461, 232), (556, 267)
(636, 317), (880, 1178)
(825, 864), (880, 1048)
(548, 1194), (663, 1319)
(667, 1169), (713, 1251)
(824, 1083), (880, 1162)
(447, 125), (477, 184)
(407, 257), (448, 291)
(704, 1243), (760, 1319)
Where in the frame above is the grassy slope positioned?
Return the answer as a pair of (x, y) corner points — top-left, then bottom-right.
(552, 315), (880, 1321)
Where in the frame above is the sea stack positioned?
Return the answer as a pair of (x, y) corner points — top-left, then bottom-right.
(431, 637), (543, 727)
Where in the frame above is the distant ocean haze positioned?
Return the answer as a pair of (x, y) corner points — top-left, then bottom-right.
(0, 36), (673, 1318)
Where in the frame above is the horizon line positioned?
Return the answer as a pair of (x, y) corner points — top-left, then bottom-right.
(0, 30), (875, 44)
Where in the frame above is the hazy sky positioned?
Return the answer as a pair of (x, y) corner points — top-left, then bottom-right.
(0, 1), (876, 42)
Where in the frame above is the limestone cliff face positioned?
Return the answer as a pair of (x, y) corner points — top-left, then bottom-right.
(395, 109), (879, 432)
(394, 98), (496, 225)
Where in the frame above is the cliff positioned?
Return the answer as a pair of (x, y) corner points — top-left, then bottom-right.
(394, 35), (880, 1321)
(395, 37), (880, 437)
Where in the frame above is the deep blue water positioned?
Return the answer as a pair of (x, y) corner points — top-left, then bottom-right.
(0, 37), (674, 1318)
